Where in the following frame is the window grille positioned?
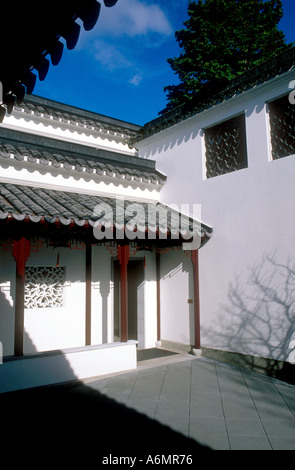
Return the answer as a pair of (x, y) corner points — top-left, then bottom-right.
(25, 266), (65, 309)
(268, 95), (295, 160)
(205, 114), (248, 178)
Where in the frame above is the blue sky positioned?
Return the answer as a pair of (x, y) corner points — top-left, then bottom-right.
(33, 0), (295, 126)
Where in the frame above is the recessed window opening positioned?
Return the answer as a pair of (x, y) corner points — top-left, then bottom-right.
(268, 94), (295, 160)
(204, 114), (248, 178)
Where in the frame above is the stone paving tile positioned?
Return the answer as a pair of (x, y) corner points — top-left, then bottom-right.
(226, 417), (267, 437)
(222, 401), (260, 419)
(253, 401), (294, 420)
(190, 392), (224, 418)
(261, 417), (295, 437)
(189, 415), (228, 435)
(268, 436), (295, 450)
(192, 432), (230, 450)
(126, 397), (159, 419)
(228, 435), (272, 450)
(155, 410), (189, 436)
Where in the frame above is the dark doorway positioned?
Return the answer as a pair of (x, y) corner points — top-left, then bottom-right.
(113, 259), (144, 341)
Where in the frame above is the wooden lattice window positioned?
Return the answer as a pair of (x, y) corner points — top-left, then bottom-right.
(268, 95), (295, 160)
(25, 266), (65, 309)
(205, 114), (248, 178)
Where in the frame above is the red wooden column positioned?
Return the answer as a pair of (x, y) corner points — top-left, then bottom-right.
(191, 249), (201, 350)
(13, 238), (30, 356)
(118, 244), (129, 342)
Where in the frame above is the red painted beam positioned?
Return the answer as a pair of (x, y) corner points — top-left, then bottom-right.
(118, 244), (129, 342)
(13, 238), (30, 356)
(191, 249), (201, 350)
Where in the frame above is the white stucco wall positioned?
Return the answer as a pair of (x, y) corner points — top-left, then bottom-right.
(137, 72), (295, 362)
(24, 246), (86, 353)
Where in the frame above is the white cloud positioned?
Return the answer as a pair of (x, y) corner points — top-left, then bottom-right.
(93, 40), (132, 71)
(75, 1), (175, 87)
(92, 40), (142, 86)
(90, 0), (173, 38)
(129, 73), (143, 86)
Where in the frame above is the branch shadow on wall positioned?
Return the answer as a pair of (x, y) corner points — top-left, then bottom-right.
(203, 252), (295, 385)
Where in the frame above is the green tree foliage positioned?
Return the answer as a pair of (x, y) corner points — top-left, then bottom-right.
(162, 0), (292, 113)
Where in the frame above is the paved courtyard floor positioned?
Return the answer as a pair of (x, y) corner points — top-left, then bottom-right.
(1, 350), (295, 463)
(85, 352), (295, 451)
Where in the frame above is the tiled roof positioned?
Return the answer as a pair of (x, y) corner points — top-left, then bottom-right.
(131, 47), (295, 144)
(0, 182), (113, 225)
(0, 1), (116, 119)
(0, 139), (166, 187)
(0, 182), (212, 243)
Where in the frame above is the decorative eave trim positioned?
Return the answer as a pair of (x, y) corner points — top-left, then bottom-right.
(0, 152), (166, 191)
(11, 103), (140, 144)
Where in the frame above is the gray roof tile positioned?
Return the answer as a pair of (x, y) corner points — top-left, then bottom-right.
(0, 140), (166, 187)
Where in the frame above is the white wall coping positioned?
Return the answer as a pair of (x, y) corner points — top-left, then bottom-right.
(0, 341), (138, 393)
(3, 340), (138, 361)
